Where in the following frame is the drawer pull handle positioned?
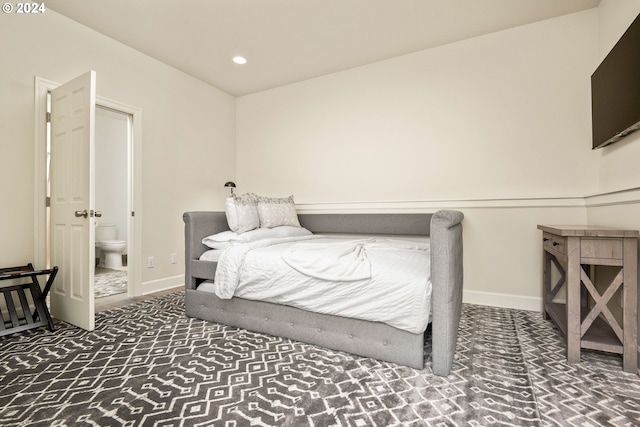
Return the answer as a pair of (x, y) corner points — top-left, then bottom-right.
(543, 238), (549, 242)
(553, 241), (559, 246)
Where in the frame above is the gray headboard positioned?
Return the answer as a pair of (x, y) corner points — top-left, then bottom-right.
(298, 213), (431, 235)
(183, 212), (435, 288)
(183, 212), (434, 262)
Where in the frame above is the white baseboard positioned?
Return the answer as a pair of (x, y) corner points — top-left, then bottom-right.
(463, 289), (543, 312)
(140, 275), (184, 296)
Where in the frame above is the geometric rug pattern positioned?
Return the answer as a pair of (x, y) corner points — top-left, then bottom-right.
(1, 292), (639, 426)
(94, 269), (128, 298)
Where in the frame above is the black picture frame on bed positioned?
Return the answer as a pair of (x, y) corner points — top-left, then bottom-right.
(183, 210), (463, 376)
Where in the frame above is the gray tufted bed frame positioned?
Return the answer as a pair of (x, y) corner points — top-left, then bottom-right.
(183, 210), (464, 376)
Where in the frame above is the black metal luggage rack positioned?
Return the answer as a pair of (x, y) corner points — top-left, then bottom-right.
(0, 263), (58, 337)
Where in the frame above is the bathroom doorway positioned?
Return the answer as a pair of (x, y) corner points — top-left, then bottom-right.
(94, 106), (131, 299)
(36, 74), (142, 324)
(43, 91), (136, 302)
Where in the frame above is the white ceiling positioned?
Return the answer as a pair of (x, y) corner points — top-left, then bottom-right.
(46, 0), (600, 96)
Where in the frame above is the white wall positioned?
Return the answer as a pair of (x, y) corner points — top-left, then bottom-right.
(587, 0), (640, 368)
(590, 0), (640, 199)
(595, 0), (640, 194)
(236, 10), (600, 309)
(0, 11), (236, 293)
(237, 11), (599, 201)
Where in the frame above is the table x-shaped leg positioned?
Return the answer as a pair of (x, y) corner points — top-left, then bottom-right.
(579, 266), (623, 343)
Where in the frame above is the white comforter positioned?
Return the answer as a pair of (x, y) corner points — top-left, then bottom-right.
(208, 236), (432, 334)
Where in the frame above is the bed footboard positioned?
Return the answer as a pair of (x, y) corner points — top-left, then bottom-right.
(430, 210), (464, 376)
(183, 211), (229, 290)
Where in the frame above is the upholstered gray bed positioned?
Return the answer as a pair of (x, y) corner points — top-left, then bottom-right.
(183, 210), (464, 376)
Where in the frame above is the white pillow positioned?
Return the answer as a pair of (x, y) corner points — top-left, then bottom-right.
(199, 249), (223, 262)
(202, 226), (312, 249)
(201, 230), (243, 249)
(257, 195), (301, 228)
(225, 193), (259, 233)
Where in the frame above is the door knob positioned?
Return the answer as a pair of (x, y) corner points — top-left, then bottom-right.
(74, 210), (88, 218)
(94, 211), (102, 218)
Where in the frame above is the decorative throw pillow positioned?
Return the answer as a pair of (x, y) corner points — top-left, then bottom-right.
(225, 192), (259, 233)
(257, 195), (301, 228)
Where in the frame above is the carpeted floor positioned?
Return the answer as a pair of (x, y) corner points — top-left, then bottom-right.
(1, 291), (639, 426)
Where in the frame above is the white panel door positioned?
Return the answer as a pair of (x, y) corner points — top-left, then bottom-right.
(49, 71), (96, 331)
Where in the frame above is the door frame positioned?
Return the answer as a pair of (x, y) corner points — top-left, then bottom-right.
(34, 76), (142, 297)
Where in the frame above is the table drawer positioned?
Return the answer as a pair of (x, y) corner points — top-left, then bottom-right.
(543, 232), (566, 255)
(580, 238), (623, 260)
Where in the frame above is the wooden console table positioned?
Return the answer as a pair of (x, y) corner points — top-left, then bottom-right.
(0, 263), (58, 337)
(538, 225), (638, 373)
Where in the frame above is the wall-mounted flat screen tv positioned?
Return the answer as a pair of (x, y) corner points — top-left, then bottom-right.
(591, 13), (640, 149)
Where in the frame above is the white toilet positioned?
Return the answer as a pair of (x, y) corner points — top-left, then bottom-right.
(96, 223), (127, 269)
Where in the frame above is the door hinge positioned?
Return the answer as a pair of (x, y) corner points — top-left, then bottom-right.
(45, 196), (50, 207)
(131, 211), (135, 217)
(46, 112), (51, 123)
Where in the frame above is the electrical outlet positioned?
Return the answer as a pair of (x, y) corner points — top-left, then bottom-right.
(171, 253), (178, 264)
(147, 256), (154, 268)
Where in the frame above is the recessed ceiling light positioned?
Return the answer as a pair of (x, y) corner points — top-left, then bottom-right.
(233, 56), (247, 65)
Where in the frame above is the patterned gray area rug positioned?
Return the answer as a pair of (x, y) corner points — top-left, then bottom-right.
(1, 292), (639, 426)
(94, 270), (128, 298)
